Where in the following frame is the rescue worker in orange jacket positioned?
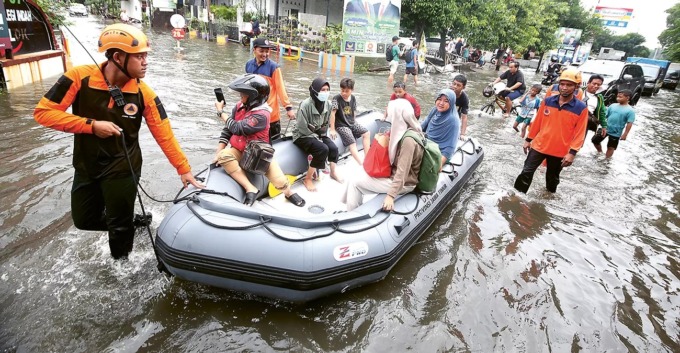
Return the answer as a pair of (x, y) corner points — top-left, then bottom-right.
(245, 38), (296, 140)
(34, 24), (203, 259)
(514, 69), (588, 193)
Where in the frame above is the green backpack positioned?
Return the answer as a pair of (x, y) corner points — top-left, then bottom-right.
(401, 130), (442, 194)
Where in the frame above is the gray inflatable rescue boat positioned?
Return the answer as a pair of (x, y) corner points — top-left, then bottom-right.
(155, 112), (484, 302)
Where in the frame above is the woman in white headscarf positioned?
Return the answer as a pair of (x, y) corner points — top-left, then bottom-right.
(342, 99), (424, 211)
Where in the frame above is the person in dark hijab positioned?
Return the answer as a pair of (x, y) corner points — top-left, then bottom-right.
(292, 78), (342, 191)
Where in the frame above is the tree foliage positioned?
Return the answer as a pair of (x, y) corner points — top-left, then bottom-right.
(660, 3), (680, 61)
(35, 0), (70, 27)
(402, 0), (564, 56)
(593, 31), (650, 58)
(211, 5), (237, 21)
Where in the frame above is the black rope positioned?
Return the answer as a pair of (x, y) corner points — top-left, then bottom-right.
(183, 189), (420, 240)
(186, 201), (272, 230)
(134, 166), (209, 203)
(119, 133), (167, 273)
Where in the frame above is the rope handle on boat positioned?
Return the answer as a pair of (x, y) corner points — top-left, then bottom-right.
(442, 138), (479, 171)
(187, 201), (273, 230)
(184, 192), (420, 241)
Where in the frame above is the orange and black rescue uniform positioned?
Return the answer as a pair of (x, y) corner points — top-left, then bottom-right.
(514, 94), (588, 193)
(34, 63), (191, 258)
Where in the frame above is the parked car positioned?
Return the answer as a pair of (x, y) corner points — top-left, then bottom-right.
(663, 69), (680, 90)
(579, 59), (645, 106)
(639, 64), (663, 96)
(68, 4), (88, 17)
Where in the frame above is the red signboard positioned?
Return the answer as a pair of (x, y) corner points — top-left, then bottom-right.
(0, 0), (14, 51)
(171, 28), (185, 40)
(3, 0), (56, 55)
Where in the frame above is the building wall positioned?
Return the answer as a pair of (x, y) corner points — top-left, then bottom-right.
(121, 0), (144, 21)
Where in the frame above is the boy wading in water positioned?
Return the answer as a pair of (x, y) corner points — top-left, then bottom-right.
(512, 84), (542, 138)
(591, 90), (635, 158)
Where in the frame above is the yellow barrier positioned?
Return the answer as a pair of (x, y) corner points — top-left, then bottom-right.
(189, 30), (198, 39)
(216, 35), (227, 45)
(318, 52), (354, 73)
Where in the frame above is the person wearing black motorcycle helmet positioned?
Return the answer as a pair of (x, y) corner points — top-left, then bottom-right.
(214, 74), (306, 207)
(544, 55), (562, 82)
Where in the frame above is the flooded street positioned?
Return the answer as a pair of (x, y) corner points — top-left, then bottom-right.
(1, 17), (678, 352)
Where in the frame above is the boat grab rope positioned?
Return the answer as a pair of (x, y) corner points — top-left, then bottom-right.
(187, 201), (273, 230)
(183, 192), (421, 241)
(443, 138), (479, 169)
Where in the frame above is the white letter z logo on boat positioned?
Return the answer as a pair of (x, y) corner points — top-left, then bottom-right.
(333, 242), (369, 261)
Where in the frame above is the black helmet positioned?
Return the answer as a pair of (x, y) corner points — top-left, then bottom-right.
(228, 74), (270, 109)
(483, 85), (494, 97)
(550, 55), (558, 62)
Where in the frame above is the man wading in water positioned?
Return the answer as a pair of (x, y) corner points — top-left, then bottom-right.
(34, 24), (203, 259)
(513, 69), (588, 193)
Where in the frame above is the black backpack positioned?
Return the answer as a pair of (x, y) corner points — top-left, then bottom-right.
(405, 48), (415, 64)
(385, 44), (394, 62)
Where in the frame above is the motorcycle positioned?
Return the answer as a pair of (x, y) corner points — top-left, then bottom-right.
(240, 31), (255, 46)
(541, 63), (564, 86)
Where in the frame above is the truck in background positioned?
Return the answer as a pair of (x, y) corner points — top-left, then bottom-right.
(626, 57), (671, 95)
(597, 47), (626, 61)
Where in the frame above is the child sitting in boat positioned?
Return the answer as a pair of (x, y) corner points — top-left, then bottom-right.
(293, 77), (343, 191)
(421, 89), (460, 169)
(388, 81), (421, 119)
(330, 78), (371, 165)
(214, 74), (305, 207)
(342, 99), (425, 211)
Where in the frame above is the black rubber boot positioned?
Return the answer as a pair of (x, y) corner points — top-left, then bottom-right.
(133, 213), (153, 228)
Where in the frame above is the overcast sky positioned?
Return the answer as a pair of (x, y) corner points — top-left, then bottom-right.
(581, 0), (680, 48)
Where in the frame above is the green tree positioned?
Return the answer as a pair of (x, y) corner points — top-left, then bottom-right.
(35, 0), (70, 26)
(85, 0), (121, 17)
(660, 3), (680, 61)
(211, 5), (237, 21)
(612, 33), (650, 58)
(402, 0), (563, 59)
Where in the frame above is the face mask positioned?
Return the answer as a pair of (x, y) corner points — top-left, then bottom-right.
(317, 91), (330, 101)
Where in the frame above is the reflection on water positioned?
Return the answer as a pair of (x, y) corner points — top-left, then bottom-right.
(1, 17), (679, 352)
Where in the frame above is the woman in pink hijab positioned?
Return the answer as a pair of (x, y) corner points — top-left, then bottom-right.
(342, 99), (425, 211)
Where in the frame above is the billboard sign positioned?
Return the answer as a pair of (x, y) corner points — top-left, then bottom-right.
(341, 0), (401, 57)
(594, 6), (633, 28)
(0, 0), (11, 51)
(555, 27), (582, 51)
(3, 0), (55, 56)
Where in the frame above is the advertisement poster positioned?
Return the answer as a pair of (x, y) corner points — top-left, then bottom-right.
(573, 42), (592, 65)
(341, 0), (400, 57)
(4, 0), (55, 56)
(594, 6), (633, 28)
(555, 27), (582, 51)
(0, 0), (11, 51)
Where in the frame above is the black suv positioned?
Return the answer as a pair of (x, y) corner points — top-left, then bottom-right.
(663, 69), (679, 90)
(580, 60), (645, 106)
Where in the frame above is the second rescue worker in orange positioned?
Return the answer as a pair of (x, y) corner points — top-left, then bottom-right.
(514, 70), (588, 194)
(245, 38), (296, 140)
